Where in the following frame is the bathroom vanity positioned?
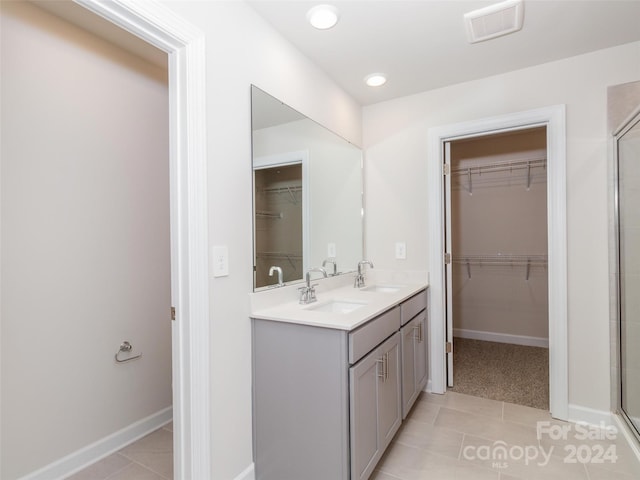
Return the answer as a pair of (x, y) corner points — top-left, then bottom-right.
(251, 280), (428, 480)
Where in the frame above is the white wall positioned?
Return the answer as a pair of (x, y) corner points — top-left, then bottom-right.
(1, 2), (170, 479)
(157, 2), (362, 479)
(363, 42), (640, 414)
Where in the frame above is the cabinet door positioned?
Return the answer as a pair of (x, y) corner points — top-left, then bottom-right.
(401, 312), (428, 417)
(401, 317), (418, 419)
(349, 348), (382, 480)
(415, 310), (428, 393)
(350, 332), (402, 480)
(378, 332), (402, 450)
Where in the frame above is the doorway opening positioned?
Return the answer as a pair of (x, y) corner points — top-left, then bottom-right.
(427, 105), (568, 420)
(0, 1), (209, 478)
(445, 127), (549, 410)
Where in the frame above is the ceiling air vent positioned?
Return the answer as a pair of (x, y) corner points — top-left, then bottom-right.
(464, 0), (524, 44)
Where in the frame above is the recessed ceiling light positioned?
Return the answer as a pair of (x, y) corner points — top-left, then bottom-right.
(365, 73), (387, 87)
(307, 5), (340, 30)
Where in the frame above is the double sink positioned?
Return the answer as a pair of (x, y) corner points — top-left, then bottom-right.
(305, 284), (404, 314)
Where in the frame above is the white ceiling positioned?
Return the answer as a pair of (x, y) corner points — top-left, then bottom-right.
(246, 0), (640, 106)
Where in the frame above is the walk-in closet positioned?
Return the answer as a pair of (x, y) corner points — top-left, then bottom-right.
(448, 127), (549, 409)
(254, 164), (303, 288)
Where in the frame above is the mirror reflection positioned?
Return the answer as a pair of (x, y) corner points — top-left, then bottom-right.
(251, 86), (363, 290)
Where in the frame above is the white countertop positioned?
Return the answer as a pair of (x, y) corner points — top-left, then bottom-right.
(250, 270), (428, 331)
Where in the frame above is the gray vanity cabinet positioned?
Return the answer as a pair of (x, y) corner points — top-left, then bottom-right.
(252, 287), (428, 480)
(252, 320), (350, 480)
(400, 290), (428, 418)
(349, 332), (401, 480)
(401, 310), (428, 418)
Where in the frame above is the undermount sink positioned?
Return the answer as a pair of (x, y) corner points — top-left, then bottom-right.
(307, 300), (368, 314)
(360, 284), (403, 294)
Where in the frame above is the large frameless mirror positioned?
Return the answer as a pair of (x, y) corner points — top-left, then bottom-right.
(251, 86), (363, 291)
(616, 109), (640, 442)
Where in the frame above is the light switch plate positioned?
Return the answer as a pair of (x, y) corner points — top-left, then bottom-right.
(328, 242), (336, 258)
(212, 245), (229, 277)
(395, 241), (407, 260)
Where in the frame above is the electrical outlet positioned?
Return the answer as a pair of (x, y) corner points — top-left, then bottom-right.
(212, 245), (229, 277)
(395, 241), (407, 260)
(328, 242), (336, 258)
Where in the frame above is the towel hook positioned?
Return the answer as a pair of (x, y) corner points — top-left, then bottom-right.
(115, 341), (142, 363)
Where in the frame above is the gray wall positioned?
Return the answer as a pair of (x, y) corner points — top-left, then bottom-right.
(1, 3), (171, 478)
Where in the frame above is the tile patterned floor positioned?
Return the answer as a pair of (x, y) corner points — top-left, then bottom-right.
(68, 392), (640, 480)
(372, 392), (640, 480)
(66, 422), (173, 480)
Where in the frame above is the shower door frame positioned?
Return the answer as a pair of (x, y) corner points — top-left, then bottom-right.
(613, 106), (640, 444)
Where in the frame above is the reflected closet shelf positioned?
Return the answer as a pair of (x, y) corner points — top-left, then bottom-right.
(256, 211), (283, 219)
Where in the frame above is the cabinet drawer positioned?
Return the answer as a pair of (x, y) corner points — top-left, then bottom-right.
(400, 289), (427, 326)
(349, 306), (400, 364)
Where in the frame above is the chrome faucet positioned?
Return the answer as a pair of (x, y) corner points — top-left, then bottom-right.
(354, 260), (374, 288)
(299, 267), (327, 304)
(322, 258), (337, 276)
(268, 265), (284, 287)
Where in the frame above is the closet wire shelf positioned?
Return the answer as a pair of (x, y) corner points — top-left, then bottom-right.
(452, 254), (547, 280)
(260, 185), (302, 204)
(451, 157), (547, 193)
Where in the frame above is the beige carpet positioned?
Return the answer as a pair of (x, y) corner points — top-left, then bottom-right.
(449, 337), (549, 410)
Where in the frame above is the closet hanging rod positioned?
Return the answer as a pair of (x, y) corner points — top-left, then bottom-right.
(452, 254), (547, 280)
(256, 211), (283, 219)
(452, 254), (547, 264)
(261, 185), (303, 194)
(450, 158), (546, 175)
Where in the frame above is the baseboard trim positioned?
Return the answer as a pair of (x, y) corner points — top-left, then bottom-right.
(20, 407), (172, 480)
(613, 414), (640, 462)
(567, 404), (614, 428)
(454, 328), (549, 348)
(234, 463), (255, 480)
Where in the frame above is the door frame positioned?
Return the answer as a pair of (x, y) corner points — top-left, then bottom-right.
(75, 1), (210, 478)
(427, 105), (568, 420)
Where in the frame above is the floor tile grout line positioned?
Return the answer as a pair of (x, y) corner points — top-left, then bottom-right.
(130, 458), (172, 480)
(374, 467), (407, 480)
(434, 403), (505, 422)
(117, 451), (173, 479)
(458, 433), (466, 460)
(103, 460), (136, 480)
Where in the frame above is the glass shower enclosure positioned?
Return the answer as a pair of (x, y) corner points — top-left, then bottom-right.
(615, 109), (640, 441)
